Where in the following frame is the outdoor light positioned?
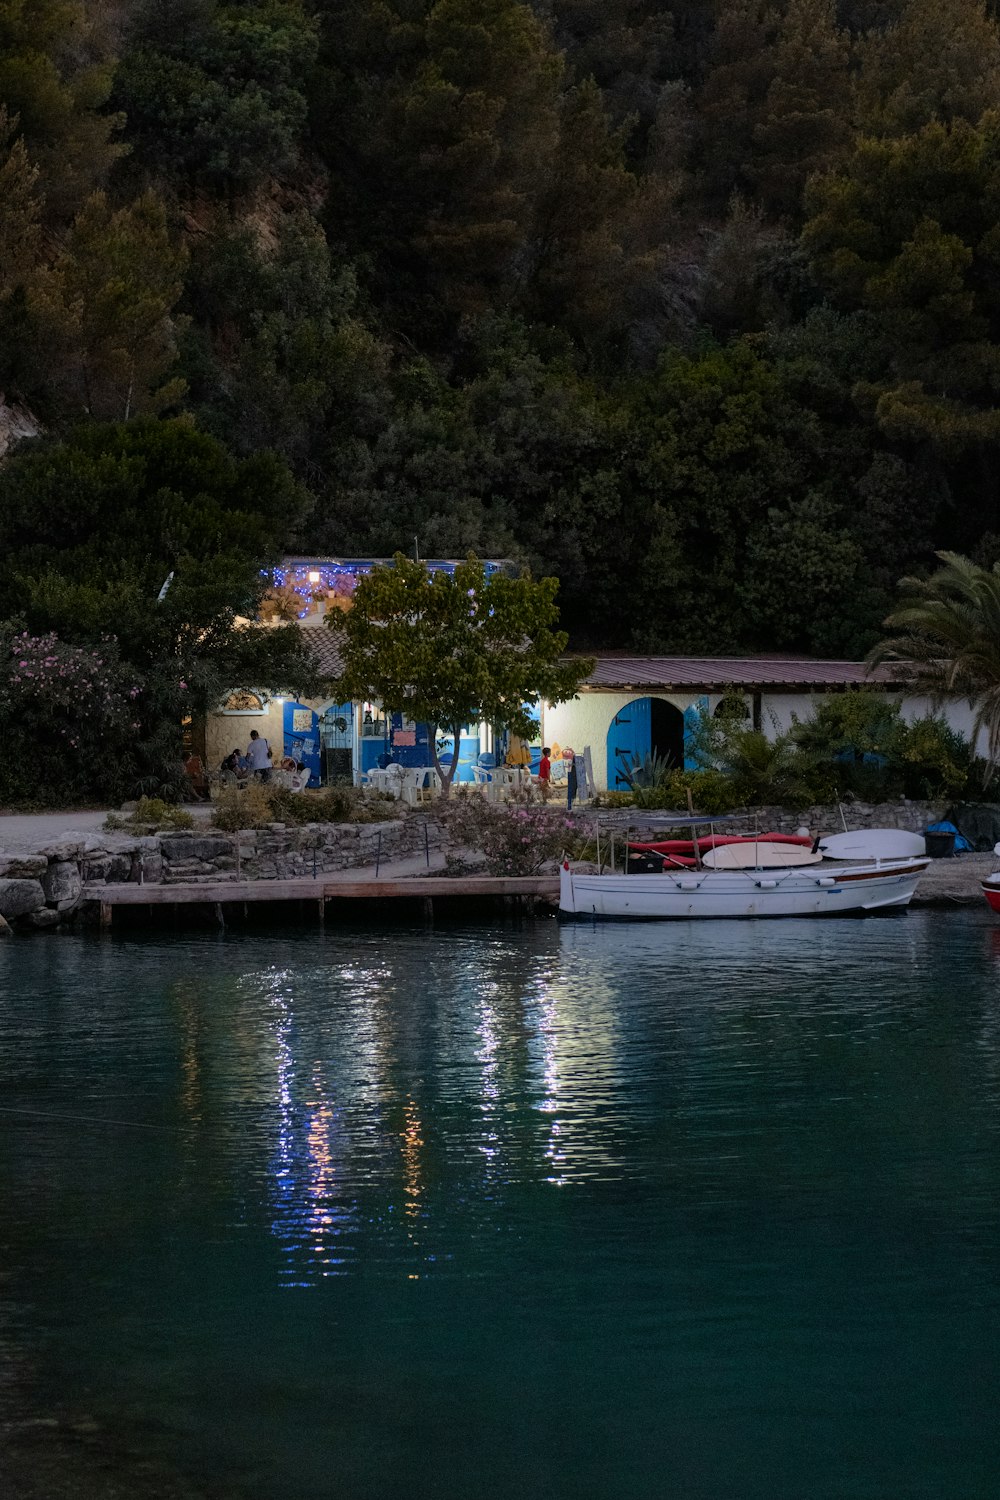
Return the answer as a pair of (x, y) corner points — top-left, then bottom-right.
(308, 570), (321, 583)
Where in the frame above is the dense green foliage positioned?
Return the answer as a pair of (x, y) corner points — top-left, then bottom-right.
(6, 0), (1000, 668)
(596, 688), (974, 810)
(871, 550), (1000, 767)
(0, 419), (318, 798)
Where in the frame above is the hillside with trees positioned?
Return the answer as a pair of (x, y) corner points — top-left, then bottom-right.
(5, 0), (1000, 670)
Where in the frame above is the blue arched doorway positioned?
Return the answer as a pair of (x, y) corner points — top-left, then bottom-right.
(606, 697), (686, 790)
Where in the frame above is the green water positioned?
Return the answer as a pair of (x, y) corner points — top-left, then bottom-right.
(2, 911), (1000, 1499)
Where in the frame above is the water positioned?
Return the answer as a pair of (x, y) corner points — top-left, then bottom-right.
(2, 911), (1000, 1499)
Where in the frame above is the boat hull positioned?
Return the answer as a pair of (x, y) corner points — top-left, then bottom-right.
(982, 878), (1000, 915)
(560, 859), (929, 920)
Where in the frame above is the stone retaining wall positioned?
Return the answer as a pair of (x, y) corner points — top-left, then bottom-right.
(584, 800), (947, 835)
(0, 817), (445, 932)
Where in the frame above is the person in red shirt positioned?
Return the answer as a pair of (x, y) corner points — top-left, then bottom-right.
(537, 746), (552, 800)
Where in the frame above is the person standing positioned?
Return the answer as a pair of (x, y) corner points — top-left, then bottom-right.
(246, 728), (272, 783)
(537, 746), (552, 801)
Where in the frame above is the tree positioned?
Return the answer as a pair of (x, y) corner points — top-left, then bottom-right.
(114, 0), (318, 193)
(802, 114), (1000, 452)
(869, 550), (1000, 768)
(179, 211), (388, 471)
(854, 0), (1000, 139)
(0, 109), (41, 305)
(328, 554), (592, 793)
(750, 0), (851, 218)
(26, 191), (188, 420)
(0, 0), (124, 221)
(0, 418), (317, 794)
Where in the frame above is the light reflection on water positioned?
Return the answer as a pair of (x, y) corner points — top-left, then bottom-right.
(1, 912), (1000, 1499)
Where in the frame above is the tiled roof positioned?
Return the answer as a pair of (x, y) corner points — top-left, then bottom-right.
(577, 656), (905, 690)
(301, 625), (344, 679)
(302, 640), (907, 690)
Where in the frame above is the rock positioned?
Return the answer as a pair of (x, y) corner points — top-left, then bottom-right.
(160, 833), (233, 861)
(0, 855), (47, 879)
(0, 914), (11, 936)
(41, 860), (82, 910)
(0, 879), (46, 919)
(25, 907), (61, 928)
(37, 840), (85, 860)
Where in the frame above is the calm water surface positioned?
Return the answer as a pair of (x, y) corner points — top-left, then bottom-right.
(2, 911), (1000, 1499)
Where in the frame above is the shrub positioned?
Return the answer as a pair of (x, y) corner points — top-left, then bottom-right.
(0, 630), (138, 808)
(658, 768), (740, 815)
(211, 782), (398, 831)
(895, 715), (970, 799)
(211, 783), (277, 831)
(441, 796), (577, 875)
(790, 690), (901, 761)
(590, 789), (636, 808)
(105, 797), (195, 832)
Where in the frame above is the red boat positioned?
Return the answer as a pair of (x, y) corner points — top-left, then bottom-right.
(982, 875), (1000, 914)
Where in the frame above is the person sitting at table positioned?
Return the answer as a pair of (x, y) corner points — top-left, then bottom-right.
(182, 751), (209, 800)
(220, 748), (243, 783)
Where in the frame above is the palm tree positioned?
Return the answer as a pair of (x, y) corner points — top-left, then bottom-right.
(868, 551), (1000, 769)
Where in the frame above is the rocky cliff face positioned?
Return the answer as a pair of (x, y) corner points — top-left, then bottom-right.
(0, 396), (42, 460)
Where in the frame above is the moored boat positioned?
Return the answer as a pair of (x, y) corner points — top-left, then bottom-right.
(560, 857), (929, 920)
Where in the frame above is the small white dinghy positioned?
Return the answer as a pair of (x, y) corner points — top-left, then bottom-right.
(818, 828), (926, 861)
(702, 842), (822, 869)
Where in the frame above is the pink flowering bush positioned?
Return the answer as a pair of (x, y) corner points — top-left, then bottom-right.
(0, 631), (138, 806)
(441, 793), (578, 875)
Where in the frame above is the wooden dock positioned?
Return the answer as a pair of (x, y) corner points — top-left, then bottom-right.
(83, 876), (560, 927)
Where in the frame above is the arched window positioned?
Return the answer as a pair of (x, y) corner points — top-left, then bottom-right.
(221, 690), (265, 714)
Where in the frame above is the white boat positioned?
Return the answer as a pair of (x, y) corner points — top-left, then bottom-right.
(559, 857), (929, 920)
(701, 842), (822, 869)
(817, 828), (926, 860)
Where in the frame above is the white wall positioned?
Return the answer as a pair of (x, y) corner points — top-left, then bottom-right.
(542, 691), (721, 790)
(542, 687), (987, 792)
(761, 692), (822, 735)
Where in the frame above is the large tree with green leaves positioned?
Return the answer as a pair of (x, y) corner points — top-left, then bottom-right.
(0, 418), (317, 793)
(869, 551), (1000, 768)
(328, 553), (592, 793)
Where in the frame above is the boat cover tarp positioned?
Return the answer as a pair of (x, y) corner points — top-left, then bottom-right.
(939, 805), (1000, 850)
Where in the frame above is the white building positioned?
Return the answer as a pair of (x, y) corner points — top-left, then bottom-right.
(539, 656), (981, 793)
(202, 557), (980, 791)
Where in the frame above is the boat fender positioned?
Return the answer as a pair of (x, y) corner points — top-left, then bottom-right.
(756, 879), (778, 889)
(679, 879), (699, 891)
(816, 876), (836, 887)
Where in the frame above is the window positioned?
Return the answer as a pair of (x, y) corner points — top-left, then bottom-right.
(221, 690), (266, 714)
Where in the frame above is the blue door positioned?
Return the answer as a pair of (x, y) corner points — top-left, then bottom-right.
(282, 702), (322, 784)
(607, 698), (651, 789)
